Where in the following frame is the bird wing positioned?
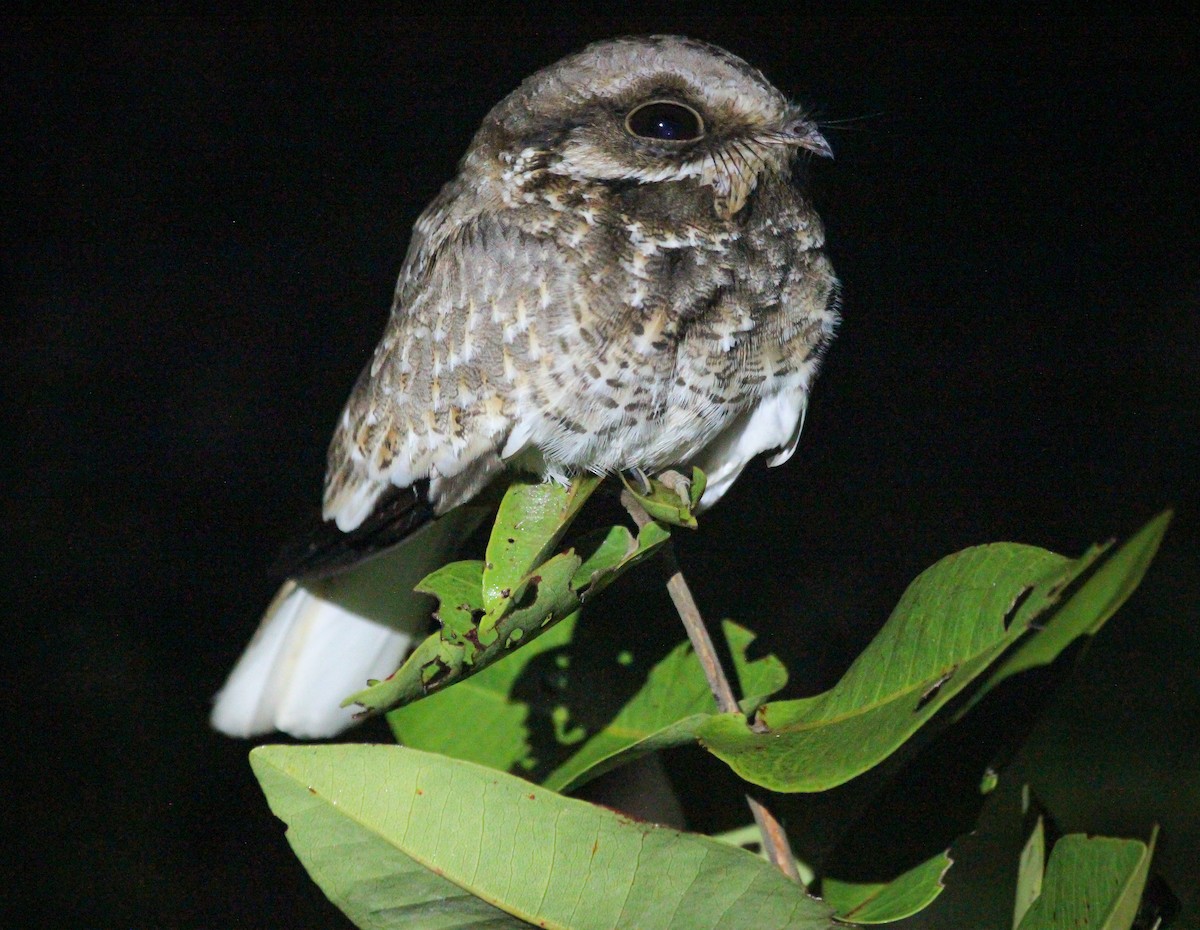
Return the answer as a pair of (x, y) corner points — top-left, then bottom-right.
(322, 217), (568, 534)
(211, 217), (576, 738)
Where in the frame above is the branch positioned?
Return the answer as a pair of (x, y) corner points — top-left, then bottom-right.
(620, 490), (801, 884)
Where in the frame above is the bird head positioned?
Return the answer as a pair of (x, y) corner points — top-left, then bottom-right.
(469, 36), (830, 221)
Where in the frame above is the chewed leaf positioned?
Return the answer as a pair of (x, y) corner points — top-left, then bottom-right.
(698, 543), (1089, 791)
(345, 553), (581, 715)
(388, 614), (579, 773)
(571, 525), (639, 589)
(963, 510), (1171, 715)
(571, 522), (670, 599)
(482, 475), (600, 615)
(346, 495), (667, 720)
(698, 514), (1166, 793)
(415, 560), (485, 645)
(251, 744), (840, 930)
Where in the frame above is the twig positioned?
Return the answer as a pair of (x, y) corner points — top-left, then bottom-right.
(748, 796), (802, 882)
(620, 490), (802, 884)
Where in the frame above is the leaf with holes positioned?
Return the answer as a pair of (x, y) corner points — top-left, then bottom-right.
(698, 539), (1103, 792)
(962, 511), (1171, 716)
(346, 502), (668, 720)
(388, 613), (580, 774)
(344, 552), (581, 716)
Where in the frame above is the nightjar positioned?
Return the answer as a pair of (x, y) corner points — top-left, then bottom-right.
(213, 35), (839, 738)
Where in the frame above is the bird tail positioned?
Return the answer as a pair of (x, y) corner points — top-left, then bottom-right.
(211, 511), (480, 739)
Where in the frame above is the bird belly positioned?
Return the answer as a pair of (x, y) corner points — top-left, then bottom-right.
(520, 341), (794, 483)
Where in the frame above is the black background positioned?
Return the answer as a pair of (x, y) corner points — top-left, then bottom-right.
(6, 14), (1198, 928)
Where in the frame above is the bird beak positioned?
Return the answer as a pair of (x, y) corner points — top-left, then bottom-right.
(792, 120), (833, 159)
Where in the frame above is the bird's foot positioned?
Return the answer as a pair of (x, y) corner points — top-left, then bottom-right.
(656, 470), (693, 507)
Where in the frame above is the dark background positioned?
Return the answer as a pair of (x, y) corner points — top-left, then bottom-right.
(6, 14), (1197, 928)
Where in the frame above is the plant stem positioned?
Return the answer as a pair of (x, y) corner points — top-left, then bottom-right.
(620, 490), (802, 884)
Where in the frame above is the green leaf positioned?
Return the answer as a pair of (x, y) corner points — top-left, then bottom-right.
(821, 850), (953, 924)
(388, 614), (580, 774)
(963, 510), (1171, 714)
(727, 620), (791, 714)
(700, 516), (1167, 792)
(250, 744), (840, 930)
(388, 619), (786, 791)
(572, 526), (638, 589)
(1015, 830), (1157, 930)
(618, 470), (701, 528)
(698, 540), (1100, 792)
(1013, 815), (1046, 930)
(572, 522), (671, 598)
(687, 466), (707, 510)
(484, 551), (583, 647)
(482, 475), (601, 615)
(346, 552), (582, 715)
(346, 501), (668, 721)
(543, 621), (788, 792)
(416, 560), (487, 648)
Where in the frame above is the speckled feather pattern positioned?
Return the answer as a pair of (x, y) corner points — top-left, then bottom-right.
(322, 36), (839, 532)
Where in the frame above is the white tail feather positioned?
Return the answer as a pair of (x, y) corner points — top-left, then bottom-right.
(210, 582), (411, 738)
(211, 511), (481, 739)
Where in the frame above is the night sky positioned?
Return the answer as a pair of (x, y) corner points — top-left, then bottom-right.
(6, 15), (1198, 928)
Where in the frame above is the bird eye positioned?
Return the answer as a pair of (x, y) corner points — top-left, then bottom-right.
(625, 100), (705, 142)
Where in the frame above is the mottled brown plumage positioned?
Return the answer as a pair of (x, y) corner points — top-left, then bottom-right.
(213, 35), (839, 738)
(322, 35), (839, 534)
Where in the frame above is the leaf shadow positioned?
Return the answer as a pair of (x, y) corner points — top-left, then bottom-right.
(819, 647), (1084, 885)
(507, 568), (684, 785)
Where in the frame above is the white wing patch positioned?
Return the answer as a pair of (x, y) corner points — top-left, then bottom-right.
(693, 366), (814, 509)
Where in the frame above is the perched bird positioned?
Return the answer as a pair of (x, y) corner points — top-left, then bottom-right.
(212, 35), (840, 739)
